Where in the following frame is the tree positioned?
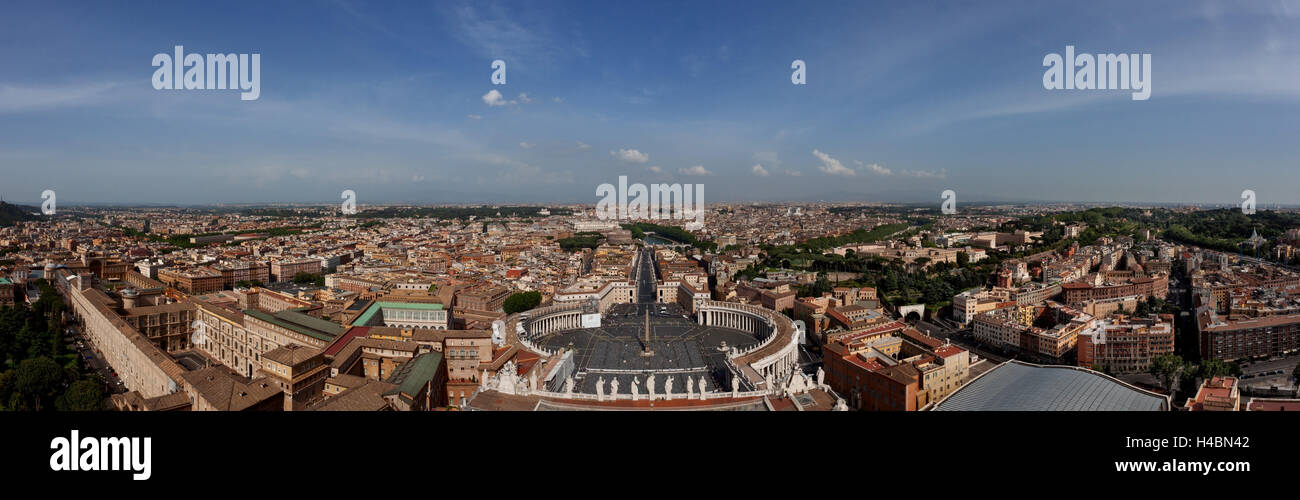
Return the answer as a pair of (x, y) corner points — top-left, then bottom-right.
(14, 357), (66, 411)
(503, 291), (542, 314)
(57, 379), (105, 411)
(799, 276), (833, 298)
(1149, 353), (1184, 393)
(292, 272), (325, 287)
(1198, 359), (1232, 379)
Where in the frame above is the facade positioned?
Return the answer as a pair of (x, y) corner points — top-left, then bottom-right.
(1197, 310), (1300, 361)
(195, 300), (344, 378)
(121, 301), (196, 353)
(1060, 274), (1169, 306)
(159, 267), (224, 294)
(823, 341), (919, 411)
(261, 344), (329, 411)
(1077, 314), (1175, 373)
(270, 258), (322, 283)
(216, 261), (270, 288)
(62, 273), (187, 399)
(972, 301), (1096, 360)
(823, 328), (971, 411)
(353, 301), (449, 330)
(455, 285), (511, 312)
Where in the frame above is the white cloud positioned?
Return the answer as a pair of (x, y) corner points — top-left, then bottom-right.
(552, 96), (564, 103)
(519, 142), (535, 149)
(576, 141), (592, 151)
(901, 168), (947, 179)
(813, 149), (855, 176)
(647, 165), (663, 173)
(412, 174), (426, 182)
(466, 114), (482, 120)
(518, 92), (532, 103)
(679, 165), (713, 176)
(785, 170), (803, 177)
(751, 164), (770, 177)
(856, 160), (892, 176)
(482, 89), (509, 106)
(611, 148), (650, 163)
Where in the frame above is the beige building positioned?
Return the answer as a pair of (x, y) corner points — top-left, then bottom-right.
(261, 344), (329, 410)
(194, 300), (344, 378)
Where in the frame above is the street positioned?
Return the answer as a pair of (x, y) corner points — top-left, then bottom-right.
(1238, 355), (1300, 391)
(67, 324), (128, 395)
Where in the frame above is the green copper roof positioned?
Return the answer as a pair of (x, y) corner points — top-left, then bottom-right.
(383, 351), (444, 404)
(243, 308), (344, 342)
(353, 301), (445, 327)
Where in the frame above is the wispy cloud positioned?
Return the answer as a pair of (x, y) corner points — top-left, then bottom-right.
(0, 82), (120, 113)
(813, 149), (855, 176)
(611, 148), (649, 163)
(679, 165), (712, 176)
(855, 160), (892, 176)
(442, 3), (587, 73)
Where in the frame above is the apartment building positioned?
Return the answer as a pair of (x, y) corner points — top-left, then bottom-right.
(1077, 314), (1175, 373)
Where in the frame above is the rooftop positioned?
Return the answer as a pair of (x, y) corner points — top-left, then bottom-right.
(353, 300), (445, 326)
(383, 351), (444, 404)
(243, 308), (345, 342)
(931, 361), (1169, 411)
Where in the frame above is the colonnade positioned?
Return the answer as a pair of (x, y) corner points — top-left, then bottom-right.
(528, 311), (584, 336)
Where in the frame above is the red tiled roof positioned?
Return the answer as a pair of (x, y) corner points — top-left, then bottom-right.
(324, 326), (369, 357)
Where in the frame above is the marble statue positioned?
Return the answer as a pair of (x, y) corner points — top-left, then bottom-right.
(686, 376), (695, 398)
(596, 377), (605, 401)
(665, 377), (674, 400)
(610, 378), (620, 396)
(817, 367), (826, 389)
(731, 376), (740, 394)
(631, 378), (640, 399)
(698, 376), (707, 400)
(647, 375), (656, 399)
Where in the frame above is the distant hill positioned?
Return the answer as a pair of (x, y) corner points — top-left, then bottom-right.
(0, 201), (40, 227)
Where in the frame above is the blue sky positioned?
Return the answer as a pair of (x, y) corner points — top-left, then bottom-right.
(1, 0), (1298, 206)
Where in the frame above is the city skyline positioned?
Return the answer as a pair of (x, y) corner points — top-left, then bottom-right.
(2, 1), (1299, 205)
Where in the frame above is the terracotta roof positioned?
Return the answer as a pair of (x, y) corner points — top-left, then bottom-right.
(263, 343), (322, 367)
(179, 366), (281, 411)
